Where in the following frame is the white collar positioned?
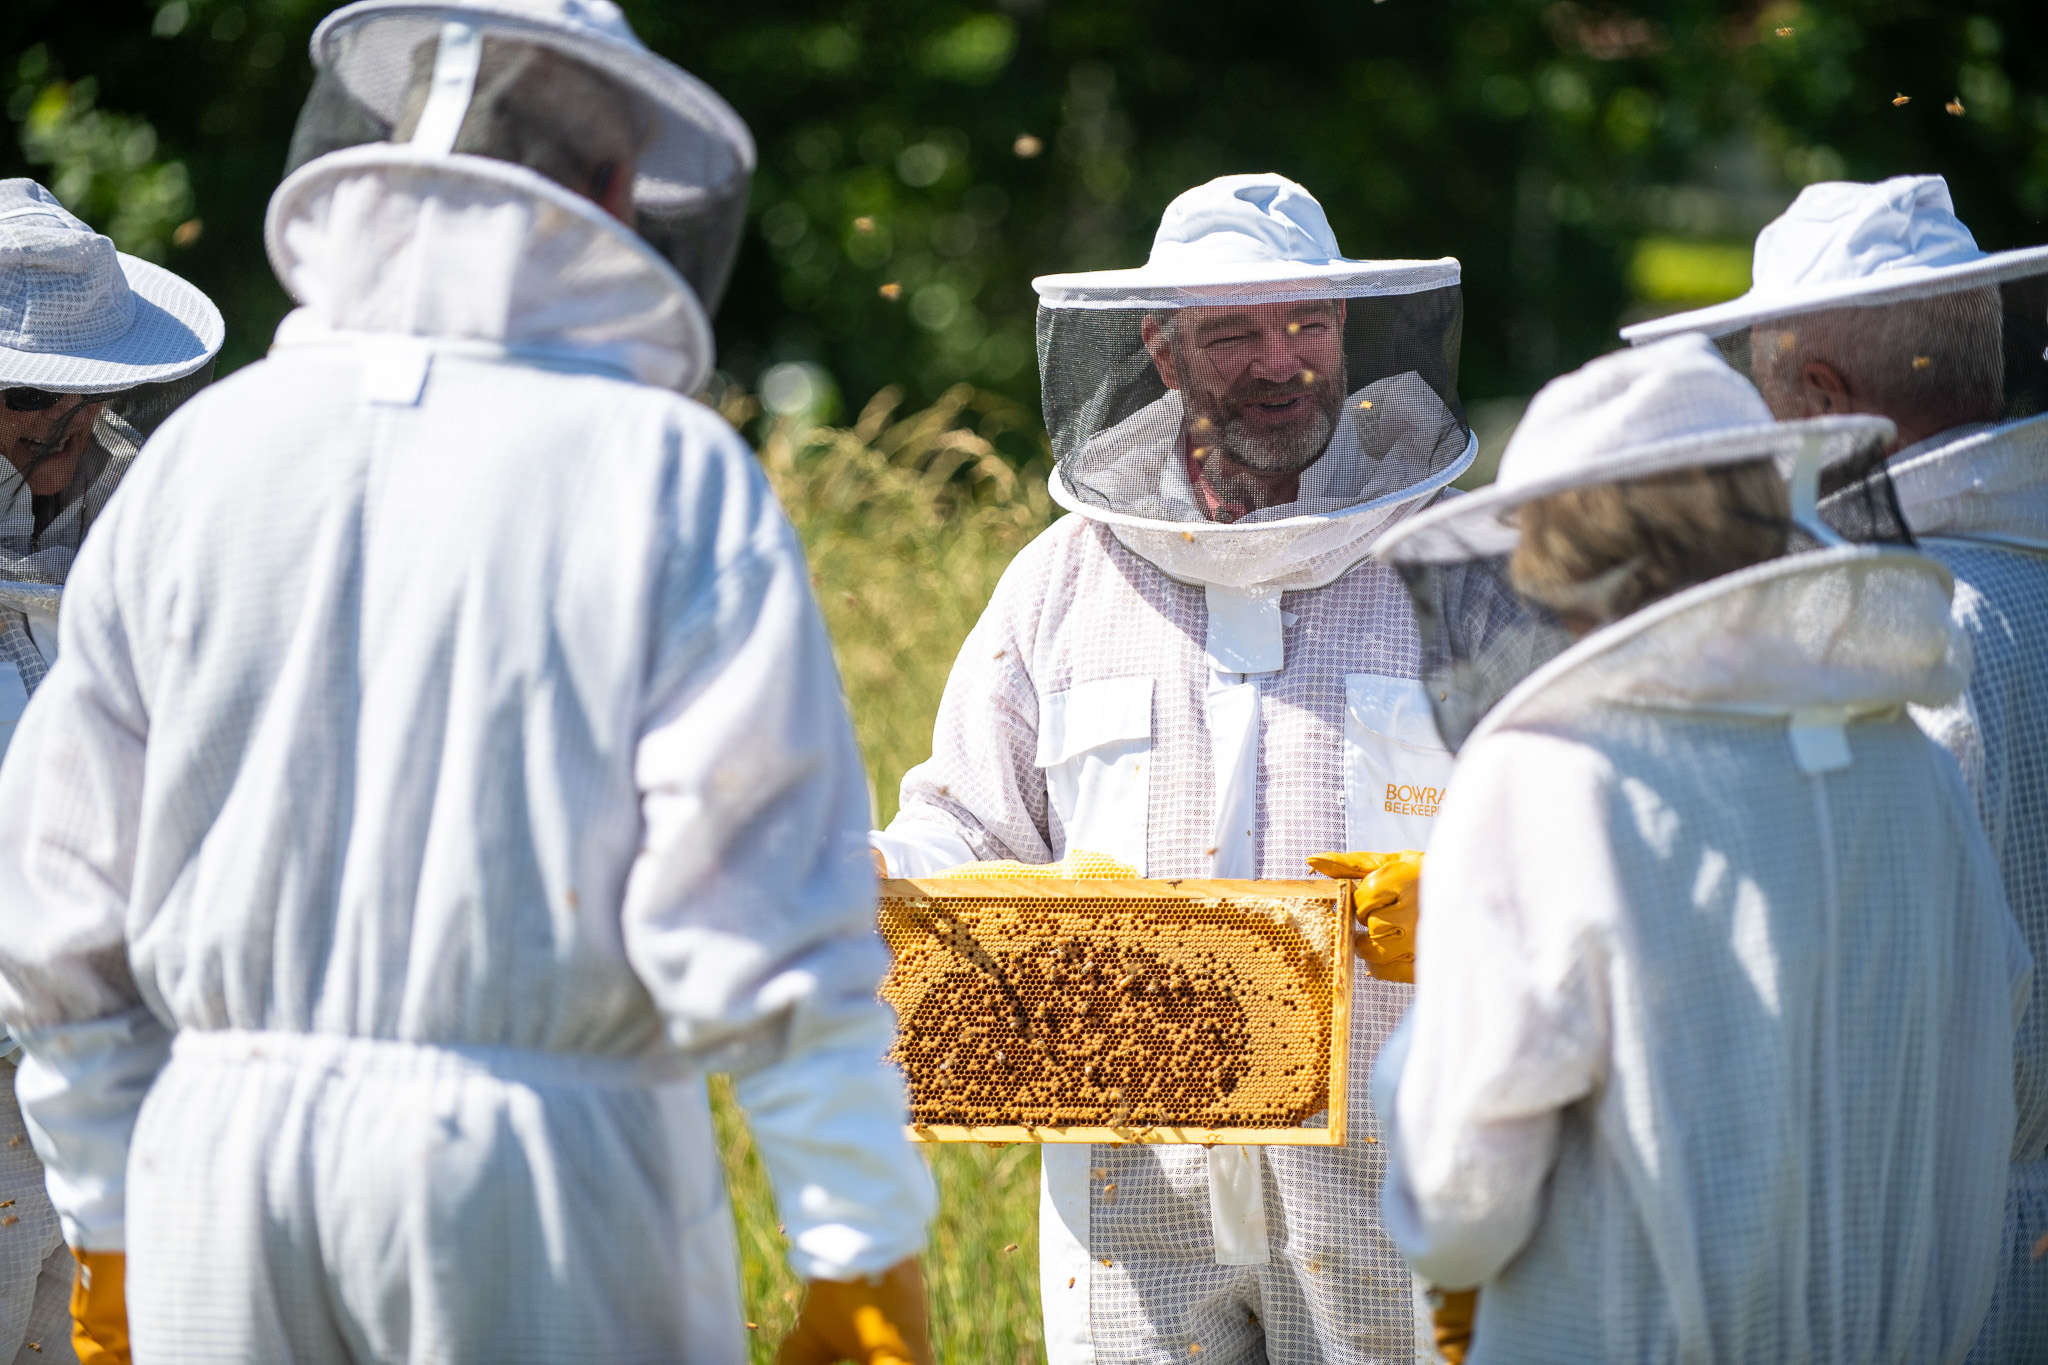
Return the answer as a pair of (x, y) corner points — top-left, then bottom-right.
(1890, 414), (2048, 553)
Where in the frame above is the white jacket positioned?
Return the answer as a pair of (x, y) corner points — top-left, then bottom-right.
(1891, 414), (2048, 1360)
(876, 493), (1486, 1361)
(1377, 547), (2030, 1363)
(0, 148), (931, 1354)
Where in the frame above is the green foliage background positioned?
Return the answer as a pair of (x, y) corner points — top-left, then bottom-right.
(6, 1), (2048, 411)
(6, 3), (2048, 1361)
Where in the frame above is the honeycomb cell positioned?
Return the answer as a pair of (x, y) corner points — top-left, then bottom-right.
(879, 881), (1345, 1132)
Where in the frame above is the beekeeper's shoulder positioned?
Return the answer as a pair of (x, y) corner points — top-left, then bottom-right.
(981, 507), (1107, 610)
(610, 386), (804, 567)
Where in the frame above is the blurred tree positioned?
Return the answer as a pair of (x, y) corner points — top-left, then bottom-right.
(4, 0), (2045, 415)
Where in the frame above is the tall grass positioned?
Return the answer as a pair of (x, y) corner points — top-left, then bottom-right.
(708, 385), (1057, 1364)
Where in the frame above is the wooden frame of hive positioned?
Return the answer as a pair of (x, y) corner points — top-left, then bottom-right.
(879, 878), (1356, 1146)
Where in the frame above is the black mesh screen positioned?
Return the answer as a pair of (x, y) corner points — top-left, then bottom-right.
(1037, 287), (1470, 526)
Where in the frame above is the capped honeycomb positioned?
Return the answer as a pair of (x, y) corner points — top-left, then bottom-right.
(878, 878), (1354, 1143)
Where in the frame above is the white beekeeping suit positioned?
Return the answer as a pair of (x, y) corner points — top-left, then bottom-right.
(874, 173), (1490, 1364)
(1371, 334), (2028, 1363)
(0, 3), (934, 1362)
(0, 179), (221, 1365)
(1626, 175), (2048, 1360)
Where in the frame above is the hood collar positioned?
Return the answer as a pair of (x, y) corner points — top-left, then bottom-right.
(1889, 413), (2048, 553)
(1469, 547), (1967, 748)
(264, 145), (710, 392)
(1049, 370), (1475, 591)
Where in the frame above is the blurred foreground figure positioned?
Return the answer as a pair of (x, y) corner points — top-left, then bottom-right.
(1372, 335), (2028, 1362)
(1629, 175), (2048, 1360)
(0, 3), (935, 1362)
(0, 179), (221, 1365)
(874, 173), (1494, 1362)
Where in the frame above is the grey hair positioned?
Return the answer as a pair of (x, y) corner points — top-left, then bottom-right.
(397, 37), (652, 204)
(1751, 286), (2004, 433)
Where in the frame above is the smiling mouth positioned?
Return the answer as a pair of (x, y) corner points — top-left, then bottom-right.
(1245, 393), (1311, 416)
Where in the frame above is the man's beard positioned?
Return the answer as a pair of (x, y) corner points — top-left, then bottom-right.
(1184, 361), (1347, 475)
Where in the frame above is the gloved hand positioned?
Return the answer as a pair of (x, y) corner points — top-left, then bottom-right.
(937, 849), (1138, 880)
(1427, 1285), (1478, 1364)
(775, 1256), (933, 1365)
(1305, 849), (1425, 983)
(69, 1249), (129, 1365)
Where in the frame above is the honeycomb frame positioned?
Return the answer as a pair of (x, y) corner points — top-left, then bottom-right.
(879, 878), (1356, 1145)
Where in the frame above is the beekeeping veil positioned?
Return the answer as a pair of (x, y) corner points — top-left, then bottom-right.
(1375, 334), (1906, 751)
(1624, 176), (2048, 450)
(0, 179), (224, 697)
(282, 0), (753, 335)
(1034, 174), (1474, 594)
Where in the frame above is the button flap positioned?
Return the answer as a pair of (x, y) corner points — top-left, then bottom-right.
(1036, 676), (1155, 768)
(1205, 585), (1284, 675)
(1789, 707), (1853, 775)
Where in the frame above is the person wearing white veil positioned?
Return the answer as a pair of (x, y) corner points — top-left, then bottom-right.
(0, 178), (220, 1365)
(1625, 175), (2048, 1360)
(0, 4), (934, 1363)
(1370, 334), (2027, 1362)
(873, 173), (1491, 1363)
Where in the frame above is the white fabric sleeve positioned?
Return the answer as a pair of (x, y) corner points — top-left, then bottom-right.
(732, 1011), (935, 1279)
(13, 1007), (170, 1251)
(620, 425), (932, 1277)
(0, 492), (167, 1252)
(869, 822), (979, 878)
(1377, 730), (1615, 1290)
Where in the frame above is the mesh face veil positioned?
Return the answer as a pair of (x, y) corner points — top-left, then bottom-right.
(1376, 336), (1904, 752)
(1033, 175), (1474, 592)
(1624, 176), (2048, 443)
(284, 1), (754, 318)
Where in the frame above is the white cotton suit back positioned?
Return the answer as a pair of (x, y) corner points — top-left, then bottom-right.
(1375, 546), (2029, 1363)
(1888, 414), (2048, 1361)
(0, 147), (932, 1362)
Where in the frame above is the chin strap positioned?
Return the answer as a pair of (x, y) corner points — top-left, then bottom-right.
(409, 20), (484, 157)
(1788, 431), (1848, 548)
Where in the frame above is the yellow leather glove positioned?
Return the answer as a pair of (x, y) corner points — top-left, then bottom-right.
(1306, 849), (1425, 983)
(1428, 1286), (1478, 1363)
(775, 1257), (933, 1365)
(69, 1249), (129, 1365)
(936, 849), (1137, 879)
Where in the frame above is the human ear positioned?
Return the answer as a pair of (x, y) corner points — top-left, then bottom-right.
(1800, 360), (1852, 417)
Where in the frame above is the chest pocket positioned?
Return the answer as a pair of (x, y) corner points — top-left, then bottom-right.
(1344, 673), (1455, 853)
(1037, 676), (1153, 875)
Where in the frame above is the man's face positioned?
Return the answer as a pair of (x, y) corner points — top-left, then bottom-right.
(0, 393), (103, 496)
(1145, 299), (1347, 475)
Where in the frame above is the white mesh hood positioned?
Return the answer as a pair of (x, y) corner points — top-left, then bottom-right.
(1034, 175), (1473, 591)
(288, 0), (754, 322)
(266, 146), (708, 392)
(1473, 546), (1967, 745)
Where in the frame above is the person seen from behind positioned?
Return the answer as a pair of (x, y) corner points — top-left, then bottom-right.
(1371, 334), (2028, 1363)
(1627, 175), (2048, 1360)
(0, 3), (933, 1362)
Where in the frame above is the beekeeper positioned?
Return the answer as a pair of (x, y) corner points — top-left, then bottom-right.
(1370, 334), (2028, 1362)
(0, 4), (934, 1363)
(873, 173), (1490, 1362)
(1624, 175), (2048, 1360)
(0, 179), (221, 1365)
